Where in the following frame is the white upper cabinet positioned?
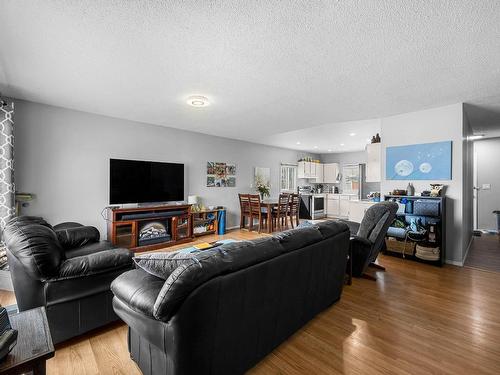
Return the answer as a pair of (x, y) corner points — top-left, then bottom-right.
(298, 161), (319, 178)
(322, 163), (339, 183)
(365, 143), (381, 182)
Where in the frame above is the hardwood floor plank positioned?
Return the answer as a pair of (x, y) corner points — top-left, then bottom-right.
(1, 229), (500, 374)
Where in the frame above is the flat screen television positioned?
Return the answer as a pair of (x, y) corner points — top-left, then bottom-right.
(109, 158), (184, 204)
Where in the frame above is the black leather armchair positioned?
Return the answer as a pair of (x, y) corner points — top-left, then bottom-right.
(343, 201), (398, 279)
(2, 216), (134, 344)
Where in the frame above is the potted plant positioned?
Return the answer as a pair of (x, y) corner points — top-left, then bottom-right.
(255, 176), (270, 200)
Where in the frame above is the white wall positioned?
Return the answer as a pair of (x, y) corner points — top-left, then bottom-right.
(13, 100), (315, 235)
(380, 103), (465, 264)
(474, 137), (500, 230)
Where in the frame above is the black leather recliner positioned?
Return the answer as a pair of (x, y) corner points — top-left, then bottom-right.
(111, 220), (351, 375)
(343, 201), (398, 278)
(2, 216), (134, 344)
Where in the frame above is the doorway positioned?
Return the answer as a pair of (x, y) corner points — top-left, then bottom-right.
(465, 137), (500, 272)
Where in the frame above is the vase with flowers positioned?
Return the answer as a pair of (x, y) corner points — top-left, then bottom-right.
(255, 176), (270, 200)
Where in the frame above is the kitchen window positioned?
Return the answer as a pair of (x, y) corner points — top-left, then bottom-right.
(280, 164), (297, 192)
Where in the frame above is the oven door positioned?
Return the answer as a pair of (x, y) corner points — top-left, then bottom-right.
(312, 196), (325, 218)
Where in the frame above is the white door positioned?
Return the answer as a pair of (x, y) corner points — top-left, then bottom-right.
(474, 139), (500, 231)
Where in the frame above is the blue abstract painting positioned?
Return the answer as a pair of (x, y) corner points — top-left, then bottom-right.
(386, 141), (452, 180)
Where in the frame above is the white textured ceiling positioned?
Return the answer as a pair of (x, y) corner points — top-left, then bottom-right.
(1, 1), (500, 145)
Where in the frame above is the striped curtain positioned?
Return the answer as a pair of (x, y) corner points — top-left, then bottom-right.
(0, 99), (15, 229)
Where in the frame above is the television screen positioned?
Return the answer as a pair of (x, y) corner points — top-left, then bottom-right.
(110, 159), (184, 204)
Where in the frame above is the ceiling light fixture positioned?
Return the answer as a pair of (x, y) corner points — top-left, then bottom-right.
(340, 143), (345, 146)
(349, 132), (356, 136)
(313, 146), (318, 149)
(328, 149), (332, 152)
(296, 141), (301, 145)
(468, 134), (485, 140)
(187, 95), (210, 107)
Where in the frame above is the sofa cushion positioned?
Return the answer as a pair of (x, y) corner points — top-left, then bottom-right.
(153, 236), (283, 321)
(58, 248), (133, 280)
(272, 226), (324, 252)
(64, 240), (116, 259)
(111, 268), (165, 317)
(55, 225), (100, 250)
(133, 250), (202, 280)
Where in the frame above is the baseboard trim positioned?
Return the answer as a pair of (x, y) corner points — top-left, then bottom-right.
(445, 259), (464, 267)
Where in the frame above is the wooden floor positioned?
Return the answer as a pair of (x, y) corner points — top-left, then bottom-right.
(464, 234), (500, 273)
(2, 229), (500, 374)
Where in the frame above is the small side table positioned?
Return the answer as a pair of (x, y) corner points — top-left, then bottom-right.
(0, 307), (54, 375)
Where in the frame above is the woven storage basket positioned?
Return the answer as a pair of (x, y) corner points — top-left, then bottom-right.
(415, 244), (440, 261)
(385, 237), (415, 256)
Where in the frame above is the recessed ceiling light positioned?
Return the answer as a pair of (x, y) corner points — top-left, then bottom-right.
(313, 146), (318, 149)
(340, 143), (345, 146)
(349, 132), (356, 136)
(187, 95), (209, 107)
(327, 149), (332, 152)
(296, 141), (301, 145)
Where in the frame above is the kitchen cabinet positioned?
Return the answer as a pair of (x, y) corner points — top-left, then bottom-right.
(366, 143), (381, 182)
(323, 163), (339, 183)
(326, 195), (340, 217)
(348, 200), (376, 223)
(326, 194), (355, 218)
(298, 161), (319, 178)
(339, 195), (351, 217)
(315, 163), (324, 182)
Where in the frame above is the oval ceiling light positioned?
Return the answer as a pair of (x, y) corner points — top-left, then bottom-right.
(313, 146), (318, 149)
(187, 95), (210, 107)
(327, 149), (332, 152)
(349, 132), (356, 136)
(296, 141), (301, 145)
(340, 143), (345, 146)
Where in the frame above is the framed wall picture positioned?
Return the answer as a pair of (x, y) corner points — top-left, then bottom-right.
(206, 162), (236, 187)
(386, 141), (452, 180)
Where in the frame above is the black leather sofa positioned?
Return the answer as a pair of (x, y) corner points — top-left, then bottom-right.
(111, 220), (350, 375)
(2, 216), (134, 344)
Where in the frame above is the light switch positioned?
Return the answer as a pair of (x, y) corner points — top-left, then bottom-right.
(482, 184), (491, 190)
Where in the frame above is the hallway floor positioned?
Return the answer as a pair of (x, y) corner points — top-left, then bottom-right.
(464, 233), (500, 273)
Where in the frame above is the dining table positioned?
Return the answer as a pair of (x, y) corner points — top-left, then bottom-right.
(260, 198), (279, 233)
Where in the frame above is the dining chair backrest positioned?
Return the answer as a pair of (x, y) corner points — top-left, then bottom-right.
(277, 193), (290, 214)
(289, 193), (300, 215)
(248, 194), (262, 216)
(239, 193), (250, 213)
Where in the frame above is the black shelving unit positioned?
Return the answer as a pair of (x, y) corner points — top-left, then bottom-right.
(384, 195), (446, 266)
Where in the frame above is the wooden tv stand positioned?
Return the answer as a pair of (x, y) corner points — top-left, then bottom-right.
(106, 204), (193, 252)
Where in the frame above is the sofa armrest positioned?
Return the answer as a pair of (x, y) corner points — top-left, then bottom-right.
(56, 248), (133, 280)
(55, 226), (100, 250)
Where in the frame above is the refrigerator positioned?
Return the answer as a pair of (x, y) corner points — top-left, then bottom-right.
(341, 163), (366, 200)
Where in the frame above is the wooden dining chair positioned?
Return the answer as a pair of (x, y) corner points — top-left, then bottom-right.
(288, 193), (300, 228)
(271, 193), (290, 231)
(248, 194), (265, 232)
(238, 193), (251, 229)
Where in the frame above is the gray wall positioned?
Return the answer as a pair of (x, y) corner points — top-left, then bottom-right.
(320, 150), (381, 194)
(13, 99), (314, 236)
(475, 137), (500, 230)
